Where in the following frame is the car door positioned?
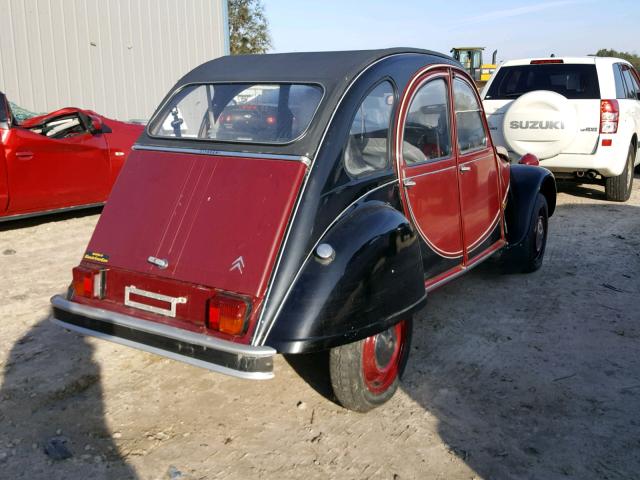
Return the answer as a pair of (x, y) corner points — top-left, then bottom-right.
(5, 113), (110, 214)
(0, 92), (10, 213)
(397, 69), (464, 281)
(452, 74), (504, 262)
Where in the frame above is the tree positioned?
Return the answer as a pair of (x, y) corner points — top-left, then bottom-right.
(228, 0), (272, 55)
(594, 49), (640, 70)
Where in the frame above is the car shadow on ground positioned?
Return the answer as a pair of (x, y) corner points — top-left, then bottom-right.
(0, 317), (137, 479)
(400, 202), (640, 479)
(0, 207), (102, 233)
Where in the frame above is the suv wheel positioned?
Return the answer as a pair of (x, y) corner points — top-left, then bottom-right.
(605, 143), (635, 202)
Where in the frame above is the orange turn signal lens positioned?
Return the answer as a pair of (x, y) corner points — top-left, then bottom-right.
(72, 266), (104, 298)
(207, 294), (250, 336)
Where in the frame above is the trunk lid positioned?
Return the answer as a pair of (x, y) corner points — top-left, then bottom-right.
(84, 149), (306, 299)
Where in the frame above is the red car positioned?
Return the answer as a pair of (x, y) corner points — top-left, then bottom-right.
(0, 91), (143, 221)
(51, 49), (556, 411)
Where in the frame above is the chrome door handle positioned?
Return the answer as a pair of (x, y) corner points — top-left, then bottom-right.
(403, 178), (416, 187)
(459, 165), (471, 172)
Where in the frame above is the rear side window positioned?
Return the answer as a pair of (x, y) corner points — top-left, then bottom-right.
(454, 78), (487, 154)
(485, 64), (600, 100)
(343, 81), (395, 177)
(620, 65), (640, 99)
(148, 83), (323, 144)
(613, 64), (627, 99)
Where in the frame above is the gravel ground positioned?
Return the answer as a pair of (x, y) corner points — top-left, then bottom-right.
(0, 175), (638, 480)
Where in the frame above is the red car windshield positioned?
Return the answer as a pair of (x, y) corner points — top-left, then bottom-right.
(148, 83), (323, 144)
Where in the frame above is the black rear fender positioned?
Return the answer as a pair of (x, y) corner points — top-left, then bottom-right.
(506, 164), (556, 247)
(265, 201), (426, 354)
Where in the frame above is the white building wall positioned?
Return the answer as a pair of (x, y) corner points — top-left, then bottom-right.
(0, 0), (228, 120)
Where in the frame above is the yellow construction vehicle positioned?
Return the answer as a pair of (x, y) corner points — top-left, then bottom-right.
(450, 47), (497, 87)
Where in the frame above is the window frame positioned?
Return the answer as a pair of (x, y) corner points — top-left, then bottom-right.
(146, 81), (326, 146)
(452, 75), (489, 156)
(399, 73), (454, 167)
(342, 77), (397, 179)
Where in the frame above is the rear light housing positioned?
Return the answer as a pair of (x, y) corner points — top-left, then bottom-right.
(519, 153), (540, 166)
(600, 100), (619, 134)
(72, 266), (105, 299)
(530, 59), (564, 64)
(206, 293), (252, 336)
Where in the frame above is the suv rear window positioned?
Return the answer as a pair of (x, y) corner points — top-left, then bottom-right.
(148, 83), (323, 144)
(485, 64), (600, 100)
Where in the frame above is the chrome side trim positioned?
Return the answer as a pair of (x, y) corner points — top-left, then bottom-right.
(50, 295), (275, 359)
(0, 203), (103, 223)
(426, 242), (504, 292)
(132, 144), (311, 166)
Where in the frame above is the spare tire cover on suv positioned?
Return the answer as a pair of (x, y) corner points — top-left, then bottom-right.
(502, 90), (578, 160)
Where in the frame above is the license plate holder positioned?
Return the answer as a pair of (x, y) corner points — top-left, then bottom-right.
(124, 285), (187, 318)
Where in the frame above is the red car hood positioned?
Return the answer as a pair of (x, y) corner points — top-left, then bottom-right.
(84, 149), (306, 298)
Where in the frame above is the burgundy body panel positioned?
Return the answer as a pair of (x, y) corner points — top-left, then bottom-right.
(80, 150), (306, 340)
(457, 148), (502, 254)
(0, 106), (143, 218)
(403, 158), (464, 259)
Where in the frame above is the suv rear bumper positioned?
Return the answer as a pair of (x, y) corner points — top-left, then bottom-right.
(512, 137), (629, 177)
(50, 295), (275, 379)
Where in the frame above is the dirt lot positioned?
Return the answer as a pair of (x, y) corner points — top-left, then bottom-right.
(1, 176), (639, 480)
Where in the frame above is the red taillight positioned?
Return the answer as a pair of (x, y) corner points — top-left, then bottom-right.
(266, 115), (276, 125)
(519, 153), (540, 166)
(530, 59), (564, 64)
(602, 139), (613, 147)
(72, 266), (104, 298)
(600, 99), (619, 134)
(206, 294), (251, 336)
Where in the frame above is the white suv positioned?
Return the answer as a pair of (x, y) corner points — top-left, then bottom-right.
(482, 57), (640, 201)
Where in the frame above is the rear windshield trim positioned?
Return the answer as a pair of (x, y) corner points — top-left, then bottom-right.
(146, 81), (326, 146)
(132, 144), (311, 165)
(485, 64), (600, 100)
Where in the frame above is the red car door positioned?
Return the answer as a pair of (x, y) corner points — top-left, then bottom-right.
(397, 69), (465, 281)
(4, 116), (110, 214)
(452, 75), (504, 262)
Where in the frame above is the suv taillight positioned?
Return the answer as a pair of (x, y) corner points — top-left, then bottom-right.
(72, 266), (105, 298)
(206, 294), (251, 336)
(600, 99), (619, 134)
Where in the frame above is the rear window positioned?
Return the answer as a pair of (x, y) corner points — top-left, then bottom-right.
(148, 83), (323, 144)
(485, 64), (600, 100)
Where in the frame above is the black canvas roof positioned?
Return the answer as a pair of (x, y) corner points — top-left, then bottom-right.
(140, 48), (457, 156)
(176, 48), (449, 89)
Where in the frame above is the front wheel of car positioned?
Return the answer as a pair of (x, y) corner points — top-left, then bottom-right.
(503, 193), (549, 274)
(329, 319), (412, 412)
(605, 143), (635, 202)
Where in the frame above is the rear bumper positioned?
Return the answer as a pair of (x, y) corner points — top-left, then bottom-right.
(507, 138), (628, 177)
(49, 295), (275, 379)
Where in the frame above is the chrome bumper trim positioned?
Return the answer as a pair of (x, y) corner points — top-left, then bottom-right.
(50, 295), (275, 380)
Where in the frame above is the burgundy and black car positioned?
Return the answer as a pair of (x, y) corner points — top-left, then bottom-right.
(0, 91), (143, 221)
(50, 48), (556, 412)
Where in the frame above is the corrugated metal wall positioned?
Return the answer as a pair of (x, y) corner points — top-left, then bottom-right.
(0, 0), (228, 121)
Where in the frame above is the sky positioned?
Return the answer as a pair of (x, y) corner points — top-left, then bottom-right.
(262, 0), (638, 62)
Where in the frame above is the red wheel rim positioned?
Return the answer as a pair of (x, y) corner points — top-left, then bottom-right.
(362, 321), (407, 394)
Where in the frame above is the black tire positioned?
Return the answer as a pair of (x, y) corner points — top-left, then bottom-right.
(503, 193), (549, 274)
(329, 319), (412, 412)
(605, 144), (635, 202)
